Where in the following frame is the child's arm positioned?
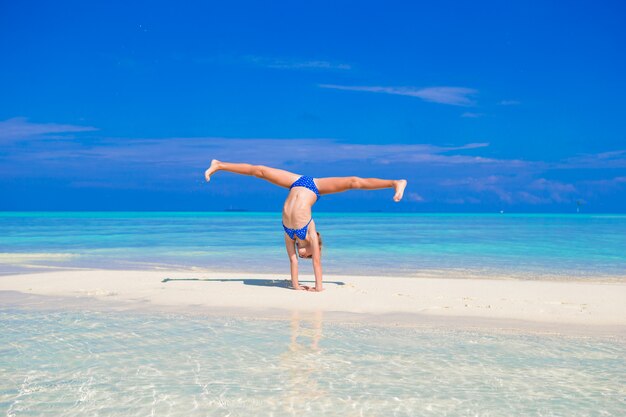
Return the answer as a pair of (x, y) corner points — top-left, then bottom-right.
(308, 225), (324, 292)
(284, 234), (303, 290)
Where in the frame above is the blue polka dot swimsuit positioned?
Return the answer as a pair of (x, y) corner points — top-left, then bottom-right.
(282, 175), (320, 240)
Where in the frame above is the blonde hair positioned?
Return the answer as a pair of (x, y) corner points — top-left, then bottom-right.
(295, 232), (323, 257)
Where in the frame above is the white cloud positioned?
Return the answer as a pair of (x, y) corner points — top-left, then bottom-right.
(319, 84), (478, 106)
(580, 176), (626, 193)
(245, 56), (351, 70)
(461, 112), (484, 118)
(558, 150), (626, 169)
(529, 178), (577, 203)
(29, 138), (496, 168)
(529, 178), (576, 193)
(406, 192), (424, 202)
(7, 117), (623, 208)
(439, 175), (580, 205)
(0, 117), (98, 143)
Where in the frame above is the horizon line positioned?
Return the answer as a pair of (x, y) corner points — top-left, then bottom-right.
(0, 210), (623, 215)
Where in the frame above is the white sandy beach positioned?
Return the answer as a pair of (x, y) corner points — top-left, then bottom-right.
(1, 269), (625, 334)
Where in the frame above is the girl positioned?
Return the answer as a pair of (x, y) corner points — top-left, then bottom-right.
(205, 160), (407, 292)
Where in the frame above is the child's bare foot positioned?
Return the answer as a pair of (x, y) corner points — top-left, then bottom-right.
(393, 179), (407, 202)
(204, 159), (220, 182)
(307, 286), (324, 292)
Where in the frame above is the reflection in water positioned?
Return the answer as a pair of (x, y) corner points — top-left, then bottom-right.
(279, 311), (325, 412)
(2, 307), (625, 416)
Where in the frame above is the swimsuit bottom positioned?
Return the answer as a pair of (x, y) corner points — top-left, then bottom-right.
(283, 218), (312, 240)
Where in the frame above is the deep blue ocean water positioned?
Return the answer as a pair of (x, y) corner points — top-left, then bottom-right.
(1, 212), (625, 279)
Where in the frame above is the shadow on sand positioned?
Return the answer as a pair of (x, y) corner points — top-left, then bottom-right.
(161, 277), (345, 290)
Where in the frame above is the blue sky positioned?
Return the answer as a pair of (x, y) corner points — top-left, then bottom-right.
(1, 0), (625, 212)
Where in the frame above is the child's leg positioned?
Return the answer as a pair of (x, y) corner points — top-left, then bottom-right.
(315, 176), (407, 201)
(205, 159), (300, 189)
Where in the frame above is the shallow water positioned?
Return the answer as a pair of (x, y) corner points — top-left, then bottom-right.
(1, 306), (624, 417)
(1, 212), (625, 279)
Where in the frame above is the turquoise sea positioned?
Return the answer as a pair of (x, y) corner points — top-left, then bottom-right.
(1, 212), (625, 279)
(1, 212), (625, 416)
